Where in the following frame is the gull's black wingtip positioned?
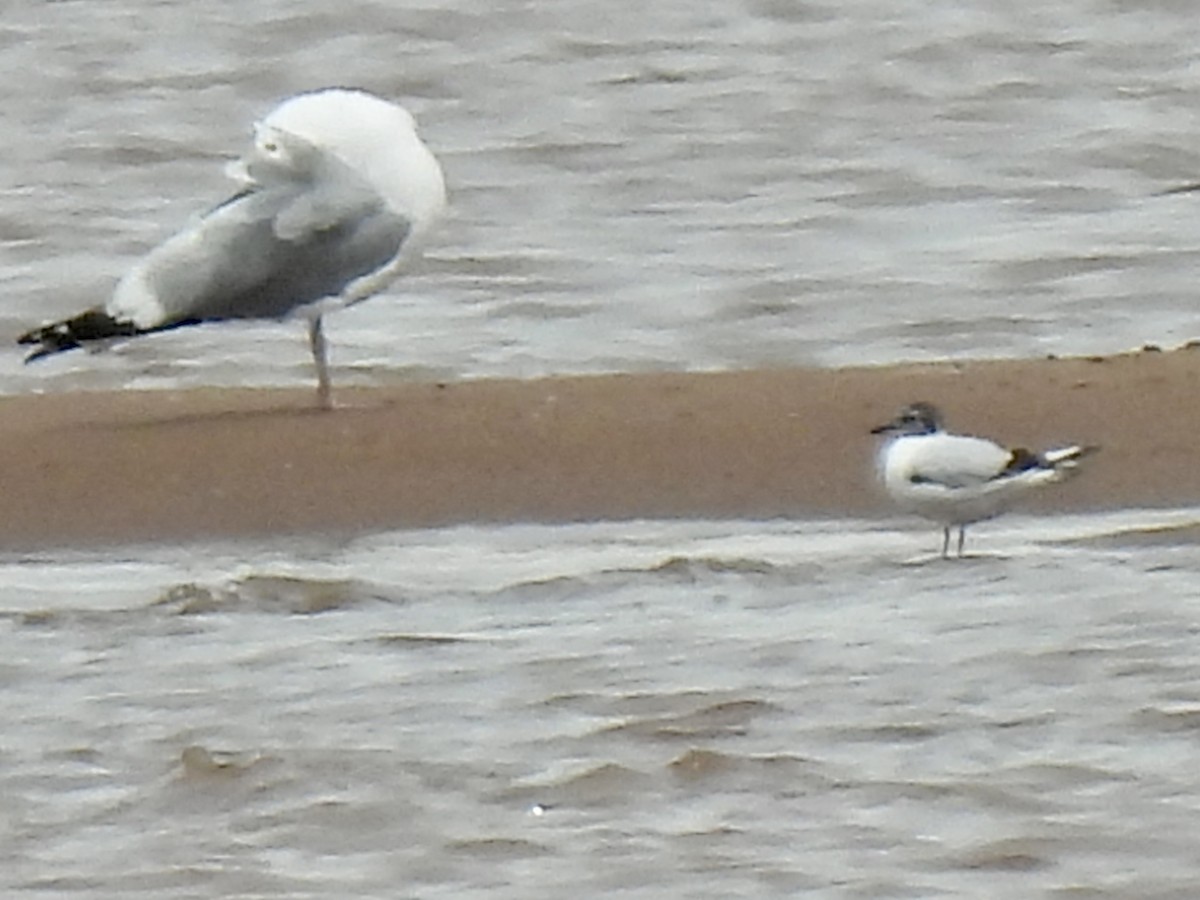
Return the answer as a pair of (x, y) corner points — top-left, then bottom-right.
(17, 310), (139, 363)
(18, 323), (80, 363)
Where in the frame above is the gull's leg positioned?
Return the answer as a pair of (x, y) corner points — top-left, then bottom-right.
(956, 526), (966, 558)
(941, 526), (951, 559)
(308, 315), (332, 410)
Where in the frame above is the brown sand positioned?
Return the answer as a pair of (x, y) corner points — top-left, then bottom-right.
(2, 348), (1198, 549)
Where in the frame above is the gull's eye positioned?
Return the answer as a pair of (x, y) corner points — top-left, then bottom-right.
(262, 140), (278, 153)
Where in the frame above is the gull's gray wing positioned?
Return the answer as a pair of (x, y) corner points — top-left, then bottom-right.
(108, 135), (412, 327)
(904, 434), (1014, 489)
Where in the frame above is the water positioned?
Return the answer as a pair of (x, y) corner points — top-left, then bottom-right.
(3, 510), (1200, 897)
(3, 1), (1200, 894)
(4, 0), (1200, 394)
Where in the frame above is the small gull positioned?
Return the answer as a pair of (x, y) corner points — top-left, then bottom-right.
(870, 401), (1097, 558)
(18, 88), (446, 409)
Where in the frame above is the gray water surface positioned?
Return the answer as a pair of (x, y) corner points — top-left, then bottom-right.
(4, 0), (1200, 393)
(3, 511), (1199, 897)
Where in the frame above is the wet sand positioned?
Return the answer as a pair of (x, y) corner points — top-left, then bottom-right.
(1, 348), (1197, 549)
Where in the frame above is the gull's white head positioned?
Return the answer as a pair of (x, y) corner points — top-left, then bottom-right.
(237, 88), (446, 240)
(232, 123), (326, 186)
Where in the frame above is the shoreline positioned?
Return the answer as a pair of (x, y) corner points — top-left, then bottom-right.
(2, 349), (1197, 549)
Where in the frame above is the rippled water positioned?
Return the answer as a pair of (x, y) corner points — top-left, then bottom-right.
(3, 510), (1200, 897)
(4, 0), (1200, 394)
(4, 2), (1199, 895)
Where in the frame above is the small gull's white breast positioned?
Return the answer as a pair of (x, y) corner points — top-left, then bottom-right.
(880, 433), (1019, 526)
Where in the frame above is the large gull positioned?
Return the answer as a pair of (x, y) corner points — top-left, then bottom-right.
(18, 88), (446, 409)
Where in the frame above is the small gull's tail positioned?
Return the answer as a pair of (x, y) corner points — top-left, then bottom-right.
(1042, 444), (1099, 475)
(1001, 444), (1098, 483)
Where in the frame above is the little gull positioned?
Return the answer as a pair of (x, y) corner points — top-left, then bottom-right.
(18, 88), (446, 409)
(871, 401), (1097, 558)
